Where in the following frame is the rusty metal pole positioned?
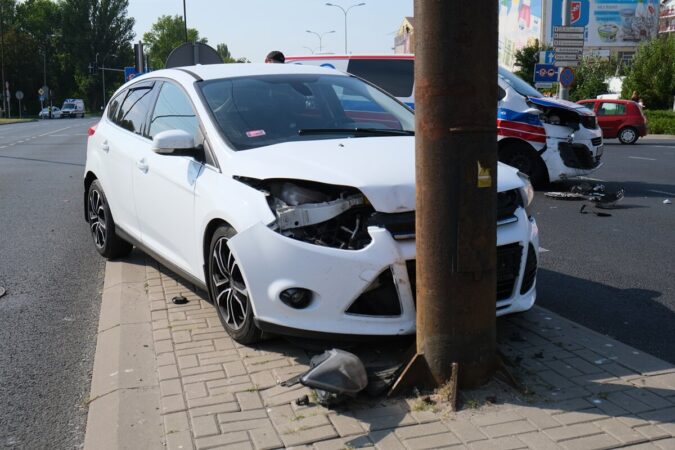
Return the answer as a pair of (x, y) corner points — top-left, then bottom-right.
(414, 0), (498, 388)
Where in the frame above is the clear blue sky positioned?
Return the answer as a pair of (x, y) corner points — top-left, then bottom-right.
(127, 0), (414, 62)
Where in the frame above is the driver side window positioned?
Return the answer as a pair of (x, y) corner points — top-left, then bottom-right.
(149, 82), (199, 140)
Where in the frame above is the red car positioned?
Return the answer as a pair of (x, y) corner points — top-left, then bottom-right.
(577, 99), (648, 144)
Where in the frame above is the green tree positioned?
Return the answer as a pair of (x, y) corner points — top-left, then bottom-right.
(216, 43), (249, 63)
(143, 15), (205, 69)
(60, 0), (135, 110)
(622, 35), (675, 109)
(513, 39), (549, 84)
(569, 57), (616, 101)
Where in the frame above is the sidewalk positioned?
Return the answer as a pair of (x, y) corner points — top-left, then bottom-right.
(85, 251), (675, 450)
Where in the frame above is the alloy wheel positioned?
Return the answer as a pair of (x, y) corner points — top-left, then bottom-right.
(620, 128), (636, 144)
(88, 189), (107, 249)
(211, 237), (249, 331)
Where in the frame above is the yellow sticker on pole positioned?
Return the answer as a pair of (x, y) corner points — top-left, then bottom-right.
(477, 161), (492, 188)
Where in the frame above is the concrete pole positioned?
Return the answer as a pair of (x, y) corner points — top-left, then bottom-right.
(0, 2), (6, 118)
(559, 0), (572, 100)
(413, 0), (498, 388)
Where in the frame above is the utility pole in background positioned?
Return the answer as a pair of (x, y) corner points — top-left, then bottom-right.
(394, 0), (498, 391)
(1, 2), (6, 118)
(182, 0), (188, 42)
(559, 0), (572, 100)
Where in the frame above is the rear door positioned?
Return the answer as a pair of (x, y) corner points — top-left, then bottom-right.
(132, 81), (205, 277)
(597, 101), (626, 138)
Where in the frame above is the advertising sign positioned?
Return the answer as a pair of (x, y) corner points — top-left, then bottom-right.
(546, 0), (660, 47)
(499, 0), (543, 69)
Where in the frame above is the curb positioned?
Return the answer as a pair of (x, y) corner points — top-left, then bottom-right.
(83, 251), (163, 450)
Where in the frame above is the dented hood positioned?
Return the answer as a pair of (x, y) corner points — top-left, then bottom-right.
(528, 97), (595, 116)
(229, 137), (521, 213)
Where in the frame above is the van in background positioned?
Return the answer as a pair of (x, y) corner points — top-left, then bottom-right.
(61, 99), (85, 118)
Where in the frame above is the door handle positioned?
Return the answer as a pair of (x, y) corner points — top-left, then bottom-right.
(136, 158), (149, 173)
(101, 140), (109, 152)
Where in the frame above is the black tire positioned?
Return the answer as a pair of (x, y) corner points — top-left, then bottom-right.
(618, 127), (638, 145)
(499, 143), (549, 189)
(87, 180), (133, 259)
(208, 225), (262, 344)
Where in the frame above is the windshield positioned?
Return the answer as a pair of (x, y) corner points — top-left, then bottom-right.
(498, 66), (542, 98)
(63, 103), (75, 109)
(199, 74), (415, 150)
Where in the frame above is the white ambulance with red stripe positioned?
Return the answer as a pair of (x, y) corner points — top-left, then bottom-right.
(286, 55), (604, 187)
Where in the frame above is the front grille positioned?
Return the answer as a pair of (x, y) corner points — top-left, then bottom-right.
(497, 243), (523, 301)
(406, 260), (416, 307)
(368, 212), (415, 240)
(558, 143), (599, 169)
(346, 269), (402, 316)
(591, 137), (602, 146)
(520, 244), (537, 294)
(581, 115), (598, 129)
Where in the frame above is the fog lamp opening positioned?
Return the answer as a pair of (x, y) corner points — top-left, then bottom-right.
(280, 288), (312, 309)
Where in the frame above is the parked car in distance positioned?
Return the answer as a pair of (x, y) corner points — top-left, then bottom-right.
(38, 106), (62, 119)
(61, 98), (85, 118)
(577, 99), (647, 144)
(84, 63), (539, 344)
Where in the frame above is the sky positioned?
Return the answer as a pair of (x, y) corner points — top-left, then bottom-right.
(127, 0), (414, 63)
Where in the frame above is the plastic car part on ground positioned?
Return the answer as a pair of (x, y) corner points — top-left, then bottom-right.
(545, 183), (624, 209)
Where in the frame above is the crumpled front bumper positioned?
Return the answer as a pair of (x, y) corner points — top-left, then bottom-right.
(543, 124), (604, 181)
(227, 209), (539, 337)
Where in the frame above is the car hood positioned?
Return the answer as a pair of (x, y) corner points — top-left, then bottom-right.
(528, 97), (595, 116)
(229, 137), (523, 213)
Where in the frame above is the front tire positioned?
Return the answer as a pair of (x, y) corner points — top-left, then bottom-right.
(208, 225), (262, 344)
(499, 143), (549, 188)
(618, 127), (638, 145)
(87, 180), (133, 259)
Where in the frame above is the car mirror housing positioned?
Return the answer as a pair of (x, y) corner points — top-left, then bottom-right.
(151, 129), (196, 155)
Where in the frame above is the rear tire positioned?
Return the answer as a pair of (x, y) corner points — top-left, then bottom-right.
(208, 225), (262, 344)
(87, 180), (133, 259)
(618, 127), (638, 145)
(499, 143), (549, 189)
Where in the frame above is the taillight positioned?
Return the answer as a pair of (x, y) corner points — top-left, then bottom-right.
(88, 123), (98, 137)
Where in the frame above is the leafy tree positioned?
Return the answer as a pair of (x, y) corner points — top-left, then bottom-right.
(216, 43), (249, 63)
(513, 39), (549, 84)
(143, 15), (205, 69)
(569, 57), (616, 101)
(622, 35), (675, 109)
(60, 0), (135, 110)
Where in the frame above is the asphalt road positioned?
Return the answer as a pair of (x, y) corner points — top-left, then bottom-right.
(0, 118), (104, 449)
(533, 137), (675, 363)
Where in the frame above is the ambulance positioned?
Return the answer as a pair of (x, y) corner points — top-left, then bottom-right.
(287, 54), (603, 186)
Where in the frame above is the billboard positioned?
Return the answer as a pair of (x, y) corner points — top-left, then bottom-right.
(546, 0), (660, 47)
(499, 0), (543, 69)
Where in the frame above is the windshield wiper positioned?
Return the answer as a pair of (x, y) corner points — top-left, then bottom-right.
(298, 128), (414, 136)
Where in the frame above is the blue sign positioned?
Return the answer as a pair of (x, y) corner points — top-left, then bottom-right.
(559, 67), (575, 88)
(541, 50), (555, 64)
(124, 66), (139, 82)
(534, 64), (559, 83)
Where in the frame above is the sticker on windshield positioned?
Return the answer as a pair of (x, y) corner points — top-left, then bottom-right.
(246, 130), (266, 138)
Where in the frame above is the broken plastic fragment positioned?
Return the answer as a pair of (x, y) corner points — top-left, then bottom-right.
(664, 199), (672, 205)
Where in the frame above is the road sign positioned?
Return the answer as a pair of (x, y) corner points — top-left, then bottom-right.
(540, 50), (555, 64)
(124, 66), (139, 82)
(15, 90), (23, 100)
(39, 94), (45, 102)
(535, 82), (554, 89)
(533, 64), (559, 84)
(554, 26), (584, 34)
(555, 47), (583, 54)
(38, 88), (44, 96)
(559, 67), (575, 88)
(554, 53), (582, 61)
(553, 39), (584, 47)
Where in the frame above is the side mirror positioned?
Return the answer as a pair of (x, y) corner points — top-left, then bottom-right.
(151, 129), (195, 155)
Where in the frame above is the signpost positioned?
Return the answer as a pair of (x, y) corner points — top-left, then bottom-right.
(534, 63), (559, 88)
(15, 90), (23, 118)
(553, 25), (584, 67)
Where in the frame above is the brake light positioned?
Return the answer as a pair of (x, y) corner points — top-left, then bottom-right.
(88, 123), (98, 137)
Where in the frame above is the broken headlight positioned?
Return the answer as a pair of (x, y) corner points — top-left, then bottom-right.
(517, 171), (535, 215)
(235, 177), (375, 250)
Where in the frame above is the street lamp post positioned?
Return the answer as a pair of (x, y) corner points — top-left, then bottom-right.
(305, 30), (335, 53)
(325, 2), (365, 54)
(1, 2), (6, 118)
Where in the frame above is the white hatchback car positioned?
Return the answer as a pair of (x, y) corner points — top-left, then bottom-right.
(84, 64), (539, 343)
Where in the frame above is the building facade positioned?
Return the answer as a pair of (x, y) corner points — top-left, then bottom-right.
(660, 0), (675, 34)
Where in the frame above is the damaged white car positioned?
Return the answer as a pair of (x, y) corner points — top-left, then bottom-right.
(84, 63), (539, 343)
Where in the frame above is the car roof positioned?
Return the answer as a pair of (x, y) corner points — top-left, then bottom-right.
(135, 63), (346, 82)
(286, 54), (415, 61)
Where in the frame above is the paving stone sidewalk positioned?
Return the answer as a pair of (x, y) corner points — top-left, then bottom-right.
(142, 258), (675, 450)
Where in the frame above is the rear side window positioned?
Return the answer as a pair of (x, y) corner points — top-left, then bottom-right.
(347, 59), (414, 98)
(107, 92), (124, 122)
(598, 102), (626, 116)
(116, 85), (156, 135)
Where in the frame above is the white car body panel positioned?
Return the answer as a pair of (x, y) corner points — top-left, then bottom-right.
(85, 63), (539, 337)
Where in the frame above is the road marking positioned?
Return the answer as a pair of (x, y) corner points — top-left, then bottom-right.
(628, 156), (656, 161)
(38, 125), (76, 137)
(648, 189), (675, 196)
(539, 247), (550, 253)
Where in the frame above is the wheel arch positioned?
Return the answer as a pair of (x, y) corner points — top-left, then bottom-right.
(498, 138), (550, 187)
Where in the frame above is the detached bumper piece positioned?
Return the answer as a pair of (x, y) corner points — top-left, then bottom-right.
(559, 142), (601, 170)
